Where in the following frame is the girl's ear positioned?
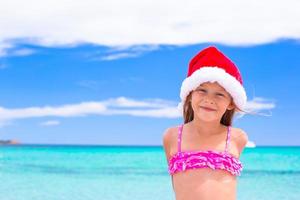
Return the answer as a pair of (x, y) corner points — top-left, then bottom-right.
(227, 101), (235, 110)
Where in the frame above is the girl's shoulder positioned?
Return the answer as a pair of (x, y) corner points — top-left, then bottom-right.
(162, 125), (181, 145)
(230, 127), (248, 141)
(162, 125), (181, 162)
(230, 127), (249, 155)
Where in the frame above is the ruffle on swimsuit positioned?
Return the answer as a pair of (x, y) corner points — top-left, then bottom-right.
(168, 124), (243, 176)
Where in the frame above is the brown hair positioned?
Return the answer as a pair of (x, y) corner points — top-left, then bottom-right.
(183, 92), (245, 126)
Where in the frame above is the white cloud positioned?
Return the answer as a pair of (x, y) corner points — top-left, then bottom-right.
(87, 45), (160, 61)
(40, 120), (60, 126)
(0, 96), (275, 127)
(0, 42), (13, 57)
(100, 52), (139, 61)
(0, 101), (107, 120)
(232, 97), (275, 119)
(0, 41), (35, 57)
(246, 140), (256, 148)
(0, 97), (180, 127)
(0, 0), (300, 57)
(245, 97), (276, 110)
(10, 48), (35, 56)
(236, 97), (275, 118)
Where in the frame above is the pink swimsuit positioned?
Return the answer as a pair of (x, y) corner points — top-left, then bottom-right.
(168, 124), (243, 176)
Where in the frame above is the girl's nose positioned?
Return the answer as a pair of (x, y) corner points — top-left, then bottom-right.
(203, 95), (216, 104)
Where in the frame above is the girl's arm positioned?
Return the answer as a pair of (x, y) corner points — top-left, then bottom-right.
(235, 129), (249, 158)
(162, 128), (175, 190)
(163, 128), (172, 162)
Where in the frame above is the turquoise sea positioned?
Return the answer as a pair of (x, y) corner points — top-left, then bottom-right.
(0, 145), (299, 200)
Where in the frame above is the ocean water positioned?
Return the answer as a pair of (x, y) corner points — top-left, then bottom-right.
(0, 145), (300, 200)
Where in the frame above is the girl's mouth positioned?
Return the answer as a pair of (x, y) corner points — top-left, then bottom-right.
(200, 106), (216, 111)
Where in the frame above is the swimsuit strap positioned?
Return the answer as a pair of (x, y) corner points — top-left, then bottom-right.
(177, 124), (184, 153)
(178, 124), (230, 153)
(225, 125), (231, 153)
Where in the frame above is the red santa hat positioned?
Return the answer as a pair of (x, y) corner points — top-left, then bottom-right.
(178, 46), (247, 114)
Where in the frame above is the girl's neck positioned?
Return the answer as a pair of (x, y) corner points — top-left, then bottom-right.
(190, 118), (224, 136)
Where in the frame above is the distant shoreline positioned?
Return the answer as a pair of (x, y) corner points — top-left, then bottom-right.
(0, 140), (20, 145)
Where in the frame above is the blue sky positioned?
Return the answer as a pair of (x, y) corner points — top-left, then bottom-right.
(0, 41), (299, 146)
(0, 1), (299, 146)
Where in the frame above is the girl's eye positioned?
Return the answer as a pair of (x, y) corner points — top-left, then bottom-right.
(217, 93), (224, 97)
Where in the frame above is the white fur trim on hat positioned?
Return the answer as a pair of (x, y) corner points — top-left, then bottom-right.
(178, 66), (247, 115)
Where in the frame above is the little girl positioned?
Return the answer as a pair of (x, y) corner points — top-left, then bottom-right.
(163, 46), (249, 200)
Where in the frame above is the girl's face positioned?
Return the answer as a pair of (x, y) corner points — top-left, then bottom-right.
(190, 81), (235, 122)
